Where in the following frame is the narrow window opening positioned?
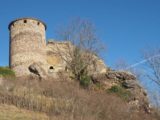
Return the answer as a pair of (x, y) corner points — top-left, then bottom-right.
(49, 66), (54, 70)
(24, 20), (27, 23)
(37, 22), (40, 25)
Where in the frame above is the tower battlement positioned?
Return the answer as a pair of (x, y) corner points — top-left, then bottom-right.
(8, 17), (47, 30)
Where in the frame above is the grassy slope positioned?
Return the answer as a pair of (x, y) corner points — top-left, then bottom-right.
(0, 67), (15, 78)
(0, 76), (159, 120)
(0, 104), (49, 120)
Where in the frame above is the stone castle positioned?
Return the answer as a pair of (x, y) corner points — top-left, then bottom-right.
(9, 17), (107, 77)
(7, 18), (151, 112)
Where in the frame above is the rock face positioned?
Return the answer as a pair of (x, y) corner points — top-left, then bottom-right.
(91, 70), (150, 113)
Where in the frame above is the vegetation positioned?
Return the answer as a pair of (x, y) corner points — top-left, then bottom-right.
(0, 67), (15, 78)
(0, 104), (49, 120)
(55, 18), (103, 83)
(79, 74), (92, 88)
(142, 48), (160, 108)
(143, 47), (160, 86)
(108, 85), (131, 101)
(0, 77), (159, 120)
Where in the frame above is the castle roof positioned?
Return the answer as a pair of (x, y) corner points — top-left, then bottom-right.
(8, 17), (47, 30)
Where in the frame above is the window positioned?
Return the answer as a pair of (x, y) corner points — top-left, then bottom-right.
(49, 66), (54, 70)
(37, 22), (40, 25)
(24, 20), (27, 23)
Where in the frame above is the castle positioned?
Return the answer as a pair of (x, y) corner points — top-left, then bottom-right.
(9, 18), (107, 77)
(7, 18), (151, 113)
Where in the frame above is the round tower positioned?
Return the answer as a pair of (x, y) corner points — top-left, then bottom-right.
(9, 18), (47, 76)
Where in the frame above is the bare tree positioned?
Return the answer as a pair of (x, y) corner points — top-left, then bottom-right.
(114, 59), (144, 80)
(114, 59), (129, 71)
(143, 47), (160, 86)
(55, 18), (103, 80)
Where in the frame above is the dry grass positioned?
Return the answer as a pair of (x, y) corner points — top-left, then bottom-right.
(0, 104), (49, 120)
(0, 76), (159, 120)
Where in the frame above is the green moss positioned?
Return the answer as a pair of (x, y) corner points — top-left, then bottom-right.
(0, 67), (15, 78)
(108, 85), (131, 101)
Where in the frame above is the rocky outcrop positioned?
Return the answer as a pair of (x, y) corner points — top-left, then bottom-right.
(28, 62), (47, 80)
(91, 70), (150, 113)
(105, 71), (136, 80)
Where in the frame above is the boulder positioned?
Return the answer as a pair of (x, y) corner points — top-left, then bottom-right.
(122, 80), (138, 89)
(91, 73), (107, 83)
(28, 62), (46, 80)
(105, 71), (136, 81)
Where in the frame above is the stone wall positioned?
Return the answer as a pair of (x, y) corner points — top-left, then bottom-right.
(9, 18), (107, 77)
(9, 18), (47, 76)
(45, 40), (71, 75)
(45, 40), (107, 75)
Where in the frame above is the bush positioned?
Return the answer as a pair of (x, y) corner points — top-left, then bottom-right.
(108, 85), (131, 101)
(80, 75), (92, 88)
(0, 67), (15, 78)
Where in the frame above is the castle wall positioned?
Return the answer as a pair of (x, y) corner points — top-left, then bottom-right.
(8, 18), (107, 77)
(45, 41), (70, 74)
(9, 18), (47, 76)
(46, 40), (107, 75)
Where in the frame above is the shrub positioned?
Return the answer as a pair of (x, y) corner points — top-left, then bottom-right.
(0, 67), (15, 78)
(108, 85), (131, 101)
(80, 74), (92, 88)
(94, 82), (105, 91)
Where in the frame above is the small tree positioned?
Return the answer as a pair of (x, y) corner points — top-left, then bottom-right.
(55, 18), (103, 81)
(143, 48), (160, 86)
(114, 59), (144, 80)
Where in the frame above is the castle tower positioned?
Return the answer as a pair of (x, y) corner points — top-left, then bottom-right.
(8, 18), (47, 76)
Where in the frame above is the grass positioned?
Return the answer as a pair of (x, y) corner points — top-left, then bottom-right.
(0, 77), (159, 120)
(0, 104), (49, 120)
(0, 67), (15, 78)
(108, 85), (132, 101)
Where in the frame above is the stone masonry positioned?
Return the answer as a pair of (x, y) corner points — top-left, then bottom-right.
(9, 18), (107, 77)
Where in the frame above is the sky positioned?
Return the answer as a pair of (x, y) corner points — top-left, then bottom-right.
(0, 0), (160, 106)
(0, 0), (160, 68)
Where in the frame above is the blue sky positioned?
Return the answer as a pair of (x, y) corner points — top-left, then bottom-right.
(0, 0), (160, 68)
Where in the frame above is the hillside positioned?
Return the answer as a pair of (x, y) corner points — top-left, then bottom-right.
(0, 68), (159, 120)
